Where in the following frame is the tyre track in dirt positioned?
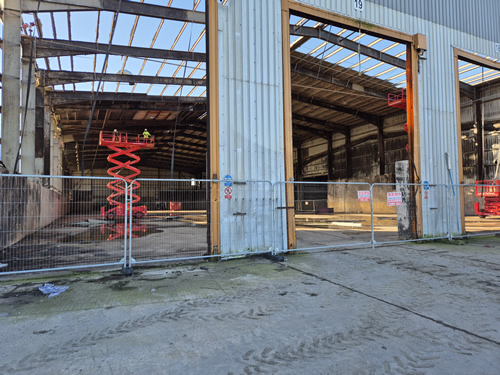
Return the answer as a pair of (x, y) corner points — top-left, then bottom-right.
(6, 293), (289, 373)
(286, 264), (500, 347)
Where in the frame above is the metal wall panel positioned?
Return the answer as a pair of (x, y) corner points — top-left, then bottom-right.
(292, 0), (500, 235)
(368, 0), (499, 42)
(218, 1), (286, 254)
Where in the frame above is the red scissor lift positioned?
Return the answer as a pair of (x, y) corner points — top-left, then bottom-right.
(99, 131), (154, 220)
(474, 180), (500, 217)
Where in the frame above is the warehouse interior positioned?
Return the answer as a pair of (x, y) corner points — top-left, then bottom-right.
(6, 3), (498, 184)
(1, 2), (499, 241)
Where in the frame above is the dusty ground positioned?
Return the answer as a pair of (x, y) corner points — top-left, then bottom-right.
(1, 236), (499, 374)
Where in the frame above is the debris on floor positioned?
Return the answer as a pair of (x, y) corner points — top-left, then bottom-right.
(39, 283), (69, 298)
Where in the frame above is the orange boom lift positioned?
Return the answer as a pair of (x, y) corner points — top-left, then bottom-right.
(99, 131), (155, 220)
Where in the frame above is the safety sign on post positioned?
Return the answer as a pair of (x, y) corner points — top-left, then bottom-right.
(358, 191), (371, 202)
(424, 181), (430, 200)
(224, 175), (233, 199)
(387, 192), (403, 206)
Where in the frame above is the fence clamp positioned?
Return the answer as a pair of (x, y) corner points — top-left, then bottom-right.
(233, 211), (246, 216)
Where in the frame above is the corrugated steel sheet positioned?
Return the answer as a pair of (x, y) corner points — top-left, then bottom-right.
(218, 0), (286, 254)
(368, 0), (500, 42)
(295, 0), (499, 43)
(292, 0), (499, 235)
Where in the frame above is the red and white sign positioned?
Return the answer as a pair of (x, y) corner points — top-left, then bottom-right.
(358, 191), (371, 202)
(224, 187), (232, 199)
(387, 192), (403, 206)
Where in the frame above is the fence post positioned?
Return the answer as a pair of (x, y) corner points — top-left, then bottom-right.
(447, 183), (452, 240)
(370, 184), (375, 249)
(123, 183), (133, 276)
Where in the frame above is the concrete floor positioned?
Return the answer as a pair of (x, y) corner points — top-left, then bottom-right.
(1, 236), (499, 374)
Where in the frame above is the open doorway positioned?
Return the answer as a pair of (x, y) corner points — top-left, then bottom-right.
(455, 49), (500, 234)
(282, 5), (420, 249)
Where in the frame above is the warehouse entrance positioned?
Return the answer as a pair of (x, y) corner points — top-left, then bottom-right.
(282, 2), (420, 249)
(455, 49), (500, 231)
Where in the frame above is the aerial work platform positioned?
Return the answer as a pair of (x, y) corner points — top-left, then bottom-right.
(99, 131), (155, 220)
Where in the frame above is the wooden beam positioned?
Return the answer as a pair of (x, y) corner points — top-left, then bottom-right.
(288, 1), (414, 44)
(207, 0), (220, 255)
(21, 0), (206, 23)
(291, 26), (406, 69)
(37, 70), (206, 87)
(291, 93), (379, 125)
(291, 64), (388, 99)
(456, 49), (500, 71)
(25, 37), (206, 61)
(282, 0), (296, 250)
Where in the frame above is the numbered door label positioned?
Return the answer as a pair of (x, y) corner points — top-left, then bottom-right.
(354, 0), (364, 11)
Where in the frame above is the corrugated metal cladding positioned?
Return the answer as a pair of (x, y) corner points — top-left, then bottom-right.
(368, 0), (500, 42)
(217, 1), (286, 254)
(292, 0), (499, 236)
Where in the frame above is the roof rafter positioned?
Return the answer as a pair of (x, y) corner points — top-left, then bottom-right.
(20, 0), (205, 23)
(23, 37), (206, 61)
(48, 91), (207, 105)
(291, 64), (388, 99)
(290, 25), (406, 69)
(292, 93), (380, 125)
(37, 70), (206, 87)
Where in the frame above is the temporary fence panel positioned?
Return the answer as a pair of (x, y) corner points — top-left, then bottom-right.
(276, 182), (373, 252)
(127, 179), (211, 265)
(220, 180), (275, 256)
(453, 183), (500, 239)
(0, 175), (128, 274)
(371, 183), (449, 245)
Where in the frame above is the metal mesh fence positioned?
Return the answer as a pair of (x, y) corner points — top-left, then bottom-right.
(370, 183), (449, 245)
(454, 183), (500, 239)
(282, 182), (373, 251)
(127, 179), (211, 264)
(0, 175), (128, 274)
(2, 174), (498, 275)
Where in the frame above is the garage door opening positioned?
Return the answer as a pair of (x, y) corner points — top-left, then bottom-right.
(283, 6), (420, 249)
(455, 49), (500, 235)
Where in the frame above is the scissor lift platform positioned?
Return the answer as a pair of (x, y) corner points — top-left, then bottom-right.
(474, 180), (500, 217)
(99, 131), (155, 221)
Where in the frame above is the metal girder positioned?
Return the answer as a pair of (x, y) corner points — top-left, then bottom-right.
(57, 119), (206, 129)
(459, 81), (475, 100)
(47, 91), (207, 105)
(37, 70), (206, 87)
(24, 38), (206, 61)
(52, 103), (207, 112)
(291, 64), (388, 99)
(291, 93), (380, 125)
(293, 114), (348, 135)
(21, 0), (206, 23)
(293, 124), (329, 140)
(291, 26), (406, 70)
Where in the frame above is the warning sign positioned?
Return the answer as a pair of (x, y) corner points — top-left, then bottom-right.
(357, 191), (371, 202)
(387, 192), (403, 206)
(224, 186), (232, 199)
